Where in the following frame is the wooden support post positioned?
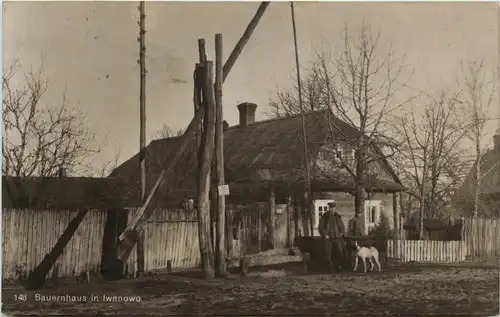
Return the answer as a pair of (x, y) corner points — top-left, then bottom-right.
(226, 206), (234, 257)
(471, 213), (477, 260)
(293, 193), (301, 237)
(239, 258), (249, 277)
(302, 252), (311, 273)
(392, 192), (400, 262)
(197, 60), (216, 279)
(286, 196), (293, 248)
(25, 210), (88, 290)
(300, 192), (310, 237)
(268, 184), (276, 249)
(257, 204), (262, 252)
(209, 186), (217, 253)
(214, 33), (227, 278)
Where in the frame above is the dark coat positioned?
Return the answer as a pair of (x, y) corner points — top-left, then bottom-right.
(323, 210), (345, 238)
(348, 215), (365, 236)
(318, 215), (327, 238)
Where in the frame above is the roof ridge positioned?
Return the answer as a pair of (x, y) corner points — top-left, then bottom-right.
(226, 108), (330, 130)
(151, 109), (335, 140)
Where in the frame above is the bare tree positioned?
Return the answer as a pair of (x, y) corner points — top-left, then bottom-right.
(270, 23), (410, 217)
(83, 148), (121, 178)
(458, 60), (496, 217)
(2, 60), (99, 178)
(392, 92), (470, 237)
(155, 123), (185, 139)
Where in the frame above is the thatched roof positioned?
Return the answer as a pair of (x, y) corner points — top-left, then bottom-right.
(111, 109), (404, 206)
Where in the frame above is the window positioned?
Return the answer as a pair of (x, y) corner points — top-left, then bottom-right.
(371, 206), (377, 223)
(364, 200), (382, 229)
(335, 144), (343, 160)
(319, 206), (323, 212)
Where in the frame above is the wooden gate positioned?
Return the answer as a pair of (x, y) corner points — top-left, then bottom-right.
(237, 203), (268, 255)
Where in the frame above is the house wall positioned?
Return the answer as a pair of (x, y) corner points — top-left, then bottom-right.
(310, 192), (396, 235)
(2, 208), (107, 280)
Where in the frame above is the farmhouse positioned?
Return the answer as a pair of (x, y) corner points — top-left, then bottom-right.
(453, 130), (500, 218)
(111, 103), (404, 236)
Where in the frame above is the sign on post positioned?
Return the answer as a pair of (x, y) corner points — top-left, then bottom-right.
(218, 184), (230, 196)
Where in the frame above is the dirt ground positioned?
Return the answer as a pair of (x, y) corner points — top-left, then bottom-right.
(2, 263), (499, 316)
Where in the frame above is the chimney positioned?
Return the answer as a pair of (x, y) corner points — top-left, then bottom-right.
(237, 102), (257, 127)
(58, 167), (66, 177)
(222, 120), (229, 132)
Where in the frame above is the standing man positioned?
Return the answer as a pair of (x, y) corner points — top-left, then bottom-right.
(318, 211), (333, 271)
(348, 210), (365, 236)
(323, 201), (347, 271)
(348, 210), (365, 268)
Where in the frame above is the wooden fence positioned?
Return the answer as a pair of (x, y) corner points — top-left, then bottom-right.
(387, 240), (467, 263)
(123, 208), (201, 275)
(462, 216), (500, 258)
(2, 209), (107, 280)
(3, 203), (294, 280)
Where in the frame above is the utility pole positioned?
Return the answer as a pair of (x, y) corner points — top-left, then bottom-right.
(137, 0), (147, 277)
(214, 33), (227, 277)
(290, 2), (314, 235)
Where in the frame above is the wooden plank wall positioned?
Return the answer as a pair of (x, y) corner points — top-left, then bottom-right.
(2, 209), (107, 280)
(3, 204), (297, 280)
(462, 217), (499, 258)
(387, 240), (467, 263)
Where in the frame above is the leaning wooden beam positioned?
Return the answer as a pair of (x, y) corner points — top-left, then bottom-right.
(25, 209), (89, 290)
(222, 1), (270, 82)
(117, 107), (205, 261)
(117, 2), (271, 262)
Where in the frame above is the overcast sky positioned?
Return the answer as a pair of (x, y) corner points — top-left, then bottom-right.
(4, 1), (499, 171)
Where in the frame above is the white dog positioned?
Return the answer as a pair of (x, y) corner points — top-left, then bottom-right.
(353, 241), (381, 273)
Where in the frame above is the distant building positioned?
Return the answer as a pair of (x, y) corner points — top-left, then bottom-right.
(453, 131), (500, 217)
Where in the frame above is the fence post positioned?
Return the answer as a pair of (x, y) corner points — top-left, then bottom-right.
(471, 214), (476, 261)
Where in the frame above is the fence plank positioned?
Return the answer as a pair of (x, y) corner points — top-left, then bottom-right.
(462, 217), (499, 258)
(387, 240), (467, 263)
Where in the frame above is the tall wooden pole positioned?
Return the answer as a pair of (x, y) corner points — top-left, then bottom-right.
(137, 0), (146, 277)
(198, 61), (216, 279)
(290, 2), (314, 235)
(214, 33), (227, 277)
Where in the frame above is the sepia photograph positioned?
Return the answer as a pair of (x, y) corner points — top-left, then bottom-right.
(2, 1), (499, 315)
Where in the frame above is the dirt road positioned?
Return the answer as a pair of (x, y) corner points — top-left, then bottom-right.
(2, 265), (498, 315)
